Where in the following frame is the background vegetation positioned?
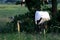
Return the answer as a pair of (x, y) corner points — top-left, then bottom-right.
(0, 2), (60, 40)
(0, 5), (28, 33)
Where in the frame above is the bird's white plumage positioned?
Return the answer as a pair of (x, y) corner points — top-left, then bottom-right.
(35, 11), (50, 24)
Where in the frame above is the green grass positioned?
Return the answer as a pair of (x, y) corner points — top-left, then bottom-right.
(0, 32), (60, 40)
(0, 5), (28, 27)
(0, 5), (28, 17)
(20, 32), (60, 40)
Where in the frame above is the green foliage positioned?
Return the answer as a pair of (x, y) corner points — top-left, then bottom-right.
(0, 4), (60, 33)
(0, 4), (58, 33)
(25, 0), (41, 12)
(10, 12), (36, 33)
(47, 10), (60, 33)
(8, 0), (52, 33)
(4, 0), (60, 33)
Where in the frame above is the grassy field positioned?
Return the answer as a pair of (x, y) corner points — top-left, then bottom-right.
(0, 5), (28, 18)
(0, 5), (28, 27)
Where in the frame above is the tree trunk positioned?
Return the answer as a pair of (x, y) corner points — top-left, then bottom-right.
(52, 0), (57, 16)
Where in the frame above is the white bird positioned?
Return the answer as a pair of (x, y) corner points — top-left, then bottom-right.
(35, 11), (50, 25)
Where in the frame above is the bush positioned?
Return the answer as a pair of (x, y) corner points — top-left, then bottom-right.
(9, 12), (36, 33)
(47, 10), (60, 33)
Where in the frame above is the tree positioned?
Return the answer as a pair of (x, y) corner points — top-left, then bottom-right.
(25, 0), (41, 12)
(52, 0), (57, 16)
